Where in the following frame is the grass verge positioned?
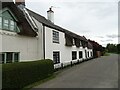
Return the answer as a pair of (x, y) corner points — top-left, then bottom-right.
(22, 74), (56, 90)
(104, 53), (110, 56)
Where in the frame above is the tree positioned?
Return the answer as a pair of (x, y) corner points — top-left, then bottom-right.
(106, 43), (118, 53)
(117, 44), (120, 54)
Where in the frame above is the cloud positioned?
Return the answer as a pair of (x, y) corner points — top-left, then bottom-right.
(26, 0), (118, 46)
(101, 39), (113, 42)
(96, 36), (104, 38)
(106, 34), (120, 38)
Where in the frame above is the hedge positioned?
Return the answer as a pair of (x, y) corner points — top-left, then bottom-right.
(2, 59), (54, 89)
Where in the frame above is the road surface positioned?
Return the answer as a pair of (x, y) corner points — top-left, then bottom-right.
(33, 54), (118, 88)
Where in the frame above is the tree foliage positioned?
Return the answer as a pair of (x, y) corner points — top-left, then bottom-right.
(106, 43), (120, 54)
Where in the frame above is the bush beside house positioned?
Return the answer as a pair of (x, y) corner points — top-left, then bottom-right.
(2, 59), (54, 89)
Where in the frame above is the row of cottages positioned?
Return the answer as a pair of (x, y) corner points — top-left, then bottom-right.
(0, 0), (93, 68)
(88, 40), (105, 58)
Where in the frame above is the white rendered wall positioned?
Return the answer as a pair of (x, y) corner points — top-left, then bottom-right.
(1, 30), (38, 62)
(0, 16), (44, 62)
(45, 26), (92, 63)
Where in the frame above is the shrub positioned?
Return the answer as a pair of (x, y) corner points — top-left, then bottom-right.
(2, 59), (54, 89)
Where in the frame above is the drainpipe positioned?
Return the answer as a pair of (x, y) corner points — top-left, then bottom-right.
(43, 25), (45, 60)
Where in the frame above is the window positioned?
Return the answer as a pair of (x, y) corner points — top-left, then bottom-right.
(0, 53), (5, 64)
(91, 52), (93, 57)
(79, 51), (82, 59)
(73, 39), (75, 45)
(3, 19), (9, 29)
(0, 17), (18, 32)
(72, 51), (77, 60)
(88, 52), (89, 57)
(14, 53), (19, 62)
(80, 41), (82, 46)
(6, 52), (13, 63)
(53, 52), (60, 64)
(0, 18), (1, 29)
(1, 52), (19, 64)
(10, 20), (15, 31)
(85, 50), (87, 58)
(53, 30), (59, 43)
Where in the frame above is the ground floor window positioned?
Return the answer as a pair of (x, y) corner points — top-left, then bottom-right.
(88, 52), (89, 57)
(53, 51), (60, 64)
(79, 51), (82, 59)
(72, 51), (77, 60)
(0, 52), (19, 64)
(91, 51), (93, 57)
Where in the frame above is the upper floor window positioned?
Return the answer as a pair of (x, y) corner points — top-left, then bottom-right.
(73, 39), (75, 45)
(80, 41), (82, 46)
(0, 16), (19, 32)
(53, 30), (59, 43)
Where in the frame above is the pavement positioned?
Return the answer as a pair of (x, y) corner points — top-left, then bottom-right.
(33, 54), (118, 88)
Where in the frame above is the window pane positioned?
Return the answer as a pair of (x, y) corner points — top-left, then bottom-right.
(14, 53), (19, 62)
(10, 20), (15, 31)
(72, 51), (77, 60)
(10, 25), (14, 31)
(6, 52), (13, 63)
(0, 53), (4, 64)
(53, 52), (60, 64)
(10, 20), (14, 25)
(4, 19), (9, 29)
(53, 30), (59, 43)
(88, 52), (89, 57)
(79, 51), (82, 58)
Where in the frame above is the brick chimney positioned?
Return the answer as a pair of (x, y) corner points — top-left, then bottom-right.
(15, 0), (25, 7)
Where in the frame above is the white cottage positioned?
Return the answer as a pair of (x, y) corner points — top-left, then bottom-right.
(0, 0), (93, 68)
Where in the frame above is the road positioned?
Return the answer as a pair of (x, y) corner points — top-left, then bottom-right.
(33, 54), (118, 88)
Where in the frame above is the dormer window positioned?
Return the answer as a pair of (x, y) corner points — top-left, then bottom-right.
(80, 41), (82, 46)
(0, 16), (19, 32)
(1, 8), (20, 33)
(73, 39), (75, 45)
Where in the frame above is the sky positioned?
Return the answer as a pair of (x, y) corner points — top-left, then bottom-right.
(15, 0), (119, 47)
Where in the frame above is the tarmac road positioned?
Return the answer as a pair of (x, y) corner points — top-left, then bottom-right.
(33, 54), (118, 88)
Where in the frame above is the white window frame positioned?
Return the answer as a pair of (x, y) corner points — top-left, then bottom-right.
(0, 17), (2, 29)
(53, 30), (59, 43)
(1, 52), (19, 64)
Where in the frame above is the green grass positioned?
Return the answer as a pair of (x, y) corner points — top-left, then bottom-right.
(104, 53), (110, 56)
(22, 74), (56, 90)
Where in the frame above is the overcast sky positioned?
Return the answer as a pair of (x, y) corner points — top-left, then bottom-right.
(19, 0), (119, 47)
